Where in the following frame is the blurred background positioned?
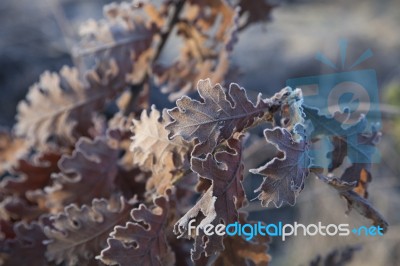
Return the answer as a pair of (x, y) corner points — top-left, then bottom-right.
(1, 0), (399, 265)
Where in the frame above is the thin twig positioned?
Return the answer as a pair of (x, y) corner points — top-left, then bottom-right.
(125, 0), (185, 112)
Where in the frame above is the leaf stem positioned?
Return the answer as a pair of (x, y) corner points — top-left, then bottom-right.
(126, 0), (185, 113)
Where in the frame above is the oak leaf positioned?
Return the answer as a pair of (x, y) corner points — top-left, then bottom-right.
(36, 137), (119, 213)
(98, 196), (175, 266)
(130, 106), (191, 195)
(250, 124), (311, 207)
(16, 1), (159, 149)
(166, 79), (283, 157)
(44, 196), (137, 265)
(317, 172), (388, 233)
(131, 105), (190, 172)
(76, 1), (160, 84)
(15, 65), (124, 149)
(0, 222), (48, 266)
(174, 137), (246, 260)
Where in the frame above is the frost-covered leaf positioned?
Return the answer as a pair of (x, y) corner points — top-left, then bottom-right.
(317, 172), (388, 233)
(250, 124), (311, 207)
(0, 222), (48, 266)
(98, 196), (174, 266)
(144, 152), (182, 197)
(341, 190), (388, 233)
(15, 65), (125, 149)
(131, 105), (190, 172)
(167, 79), (291, 157)
(77, 1), (159, 84)
(16, 1), (160, 150)
(36, 137), (119, 213)
(130, 105), (191, 195)
(315, 173), (357, 192)
(174, 137), (246, 260)
(44, 196), (137, 266)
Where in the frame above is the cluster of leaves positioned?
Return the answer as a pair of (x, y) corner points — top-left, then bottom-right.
(0, 0), (387, 265)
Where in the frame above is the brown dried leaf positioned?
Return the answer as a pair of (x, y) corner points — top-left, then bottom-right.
(317, 172), (388, 233)
(16, 1), (159, 149)
(44, 196), (137, 265)
(174, 137), (246, 260)
(37, 137), (119, 213)
(250, 124), (311, 207)
(77, 1), (159, 84)
(15, 65), (125, 149)
(166, 79), (285, 157)
(107, 115), (149, 199)
(0, 222), (48, 266)
(98, 196), (175, 266)
(341, 190), (388, 233)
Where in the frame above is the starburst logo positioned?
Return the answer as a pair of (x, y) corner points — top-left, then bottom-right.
(286, 39), (381, 167)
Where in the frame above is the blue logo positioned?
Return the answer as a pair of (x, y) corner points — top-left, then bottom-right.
(286, 40), (381, 167)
